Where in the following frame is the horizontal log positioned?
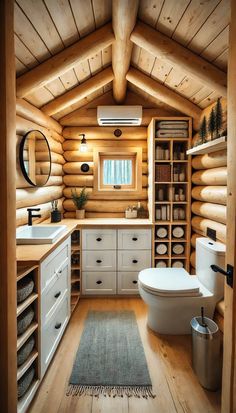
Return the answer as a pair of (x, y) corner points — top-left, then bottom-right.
(192, 167), (227, 186)
(36, 137), (63, 155)
(63, 126), (147, 140)
(192, 186), (227, 205)
(36, 151), (65, 165)
(190, 251), (196, 268)
(192, 150), (227, 170)
(62, 139), (147, 151)
(16, 198), (63, 227)
(34, 162), (63, 176)
(214, 311), (224, 333)
(63, 186), (148, 200)
(63, 162), (94, 175)
(17, 23), (115, 97)
(192, 201), (226, 224)
(16, 98), (62, 134)
(59, 107), (176, 126)
(16, 115), (64, 143)
(63, 199), (148, 213)
(16, 186), (63, 209)
(42, 67), (114, 116)
(64, 151), (94, 162)
(191, 233), (203, 248)
(64, 211), (125, 219)
(191, 216), (226, 243)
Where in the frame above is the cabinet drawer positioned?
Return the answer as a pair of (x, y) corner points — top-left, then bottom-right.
(82, 229), (116, 250)
(118, 250), (151, 271)
(41, 237), (71, 292)
(82, 250), (116, 272)
(82, 272), (116, 295)
(117, 272), (139, 295)
(118, 229), (152, 250)
(41, 296), (69, 377)
(41, 258), (70, 326)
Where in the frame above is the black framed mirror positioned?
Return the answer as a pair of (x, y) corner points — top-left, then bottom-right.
(19, 130), (51, 187)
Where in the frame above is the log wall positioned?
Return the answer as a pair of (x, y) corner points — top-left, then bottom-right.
(62, 126), (148, 218)
(16, 99), (64, 226)
(190, 104), (227, 271)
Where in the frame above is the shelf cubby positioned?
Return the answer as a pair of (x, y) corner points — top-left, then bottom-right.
(70, 229), (81, 313)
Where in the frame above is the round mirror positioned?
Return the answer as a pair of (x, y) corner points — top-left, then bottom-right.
(19, 130), (51, 186)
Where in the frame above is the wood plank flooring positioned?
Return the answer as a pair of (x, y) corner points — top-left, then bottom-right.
(29, 298), (221, 413)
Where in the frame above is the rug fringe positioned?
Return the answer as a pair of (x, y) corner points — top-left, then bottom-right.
(66, 385), (156, 399)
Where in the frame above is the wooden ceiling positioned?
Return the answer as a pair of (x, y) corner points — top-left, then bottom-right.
(14, 0), (229, 122)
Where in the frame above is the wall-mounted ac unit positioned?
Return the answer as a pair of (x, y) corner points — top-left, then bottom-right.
(97, 105), (142, 126)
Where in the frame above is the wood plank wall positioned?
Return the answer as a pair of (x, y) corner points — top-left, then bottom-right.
(16, 99), (64, 226)
(190, 98), (227, 271)
(62, 126), (148, 218)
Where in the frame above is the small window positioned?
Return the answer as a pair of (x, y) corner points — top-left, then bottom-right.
(100, 155), (135, 189)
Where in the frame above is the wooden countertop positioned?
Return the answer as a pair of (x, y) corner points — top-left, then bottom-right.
(17, 218), (153, 263)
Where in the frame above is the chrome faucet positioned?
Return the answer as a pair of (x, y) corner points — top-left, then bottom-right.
(27, 208), (41, 226)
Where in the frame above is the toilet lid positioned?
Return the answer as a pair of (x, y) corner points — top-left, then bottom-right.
(138, 268), (200, 296)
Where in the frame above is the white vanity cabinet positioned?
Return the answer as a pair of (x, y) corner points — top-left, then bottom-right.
(40, 237), (71, 377)
(82, 228), (151, 295)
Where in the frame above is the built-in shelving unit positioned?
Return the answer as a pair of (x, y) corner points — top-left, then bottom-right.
(16, 264), (40, 413)
(70, 229), (81, 313)
(148, 117), (192, 271)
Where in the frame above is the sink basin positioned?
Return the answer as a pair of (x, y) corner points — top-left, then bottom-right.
(16, 225), (67, 245)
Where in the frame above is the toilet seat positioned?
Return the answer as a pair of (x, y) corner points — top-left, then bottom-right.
(138, 268), (202, 297)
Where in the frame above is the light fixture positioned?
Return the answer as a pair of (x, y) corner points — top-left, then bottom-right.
(79, 133), (88, 152)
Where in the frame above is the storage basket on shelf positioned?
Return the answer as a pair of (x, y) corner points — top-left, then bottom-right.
(17, 336), (35, 367)
(17, 306), (34, 336)
(17, 277), (34, 304)
(18, 367), (35, 399)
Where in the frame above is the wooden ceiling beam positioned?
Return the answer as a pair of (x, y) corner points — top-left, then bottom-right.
(16, 23), (114, 98)
(131, 21), (227, 97)
(112, 0), (139, 103)
(126, 67), (201, 128)
(42, 67), (114, 116)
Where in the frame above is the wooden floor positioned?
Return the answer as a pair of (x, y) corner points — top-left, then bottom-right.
(29, 298), (221, 413)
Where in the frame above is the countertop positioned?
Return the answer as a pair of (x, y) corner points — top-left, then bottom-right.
(17, 218), (153, 263)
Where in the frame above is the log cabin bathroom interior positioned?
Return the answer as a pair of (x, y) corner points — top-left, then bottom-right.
(1, 0), (236, 412)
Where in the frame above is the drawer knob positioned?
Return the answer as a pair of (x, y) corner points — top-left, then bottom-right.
(132, 280), (138, 284)
(96, 259), (102, 263)
(132, 259), (138, 264)
(132, 237), (138, 241)
(96, 237), (102, 242)
(54, 291), (61, 299)
(58, 269), (62, 274)
(55, 322), (62, 330)
(96, 280), (102, 285)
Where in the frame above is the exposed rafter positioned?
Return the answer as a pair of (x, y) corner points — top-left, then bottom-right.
(126, 67), (201, 128)
(131, 21), (227, 97)
(16, 23), (114, 98)
(41, 67), (114, 116)
(112, 0), (139, 103)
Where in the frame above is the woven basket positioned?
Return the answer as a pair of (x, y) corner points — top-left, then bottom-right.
(17, 277), (34, 304)
(17, 336), (35, 367)
(17, 306), (34, 336)
(18, 367), (35, 399)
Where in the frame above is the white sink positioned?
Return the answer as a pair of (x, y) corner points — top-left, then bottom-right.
(16, 225), (67, 245)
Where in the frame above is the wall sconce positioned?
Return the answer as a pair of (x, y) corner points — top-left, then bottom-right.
(79, 133), (88, 152)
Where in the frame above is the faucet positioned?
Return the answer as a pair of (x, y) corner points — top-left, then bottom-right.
(27, 208), (41, 226)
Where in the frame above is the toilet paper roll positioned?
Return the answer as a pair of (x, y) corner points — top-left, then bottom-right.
(156, 260), (167, 268)
(172, 226), (184, 238)
(156, 243), (168, 255)
(172, 260), (184, 268)
(172, 243), (184, 255)
(156, 227), (168, 239)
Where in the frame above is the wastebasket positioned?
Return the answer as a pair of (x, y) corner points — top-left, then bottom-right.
(190, 312), (222, 391)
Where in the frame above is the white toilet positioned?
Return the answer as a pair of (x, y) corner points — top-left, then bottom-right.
(138, 238), (225, 334)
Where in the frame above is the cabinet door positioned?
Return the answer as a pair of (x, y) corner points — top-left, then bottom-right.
(118, 250), (151, 271)
(82, 272), (116, 295)
(82, 229), (116, 250)
(118, 229), (152, 250)
(82, 250), (116, 272)
(117, 272), (139, 295)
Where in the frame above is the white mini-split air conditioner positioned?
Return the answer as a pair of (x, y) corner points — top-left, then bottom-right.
(97, 105), (142, 126)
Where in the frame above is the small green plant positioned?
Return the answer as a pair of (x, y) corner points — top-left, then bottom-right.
(215, 98), (223, 138)
(71, 187), (89, 210)
(208, 108), (216, 140)
(199, 116), (207, 144)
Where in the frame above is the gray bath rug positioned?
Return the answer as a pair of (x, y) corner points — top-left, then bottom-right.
(67, 310), (155, 398)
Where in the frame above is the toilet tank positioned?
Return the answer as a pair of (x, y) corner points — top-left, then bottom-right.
(196, 238), (226, 299)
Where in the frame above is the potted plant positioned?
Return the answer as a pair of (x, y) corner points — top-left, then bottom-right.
(71, 187), (89, 219)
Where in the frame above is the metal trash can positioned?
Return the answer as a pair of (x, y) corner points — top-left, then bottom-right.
(190, 312), (222, 391)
